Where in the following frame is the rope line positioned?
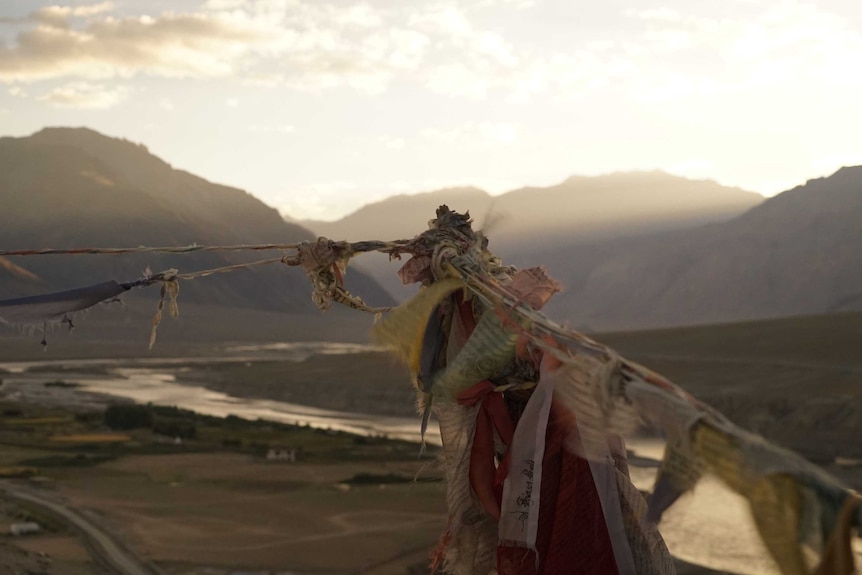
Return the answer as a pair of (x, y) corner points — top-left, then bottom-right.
(110, 258), (287, 291)
(0, 244), (302, 256)
(0, 239), (410, 258)
(174, 257), (287, 280)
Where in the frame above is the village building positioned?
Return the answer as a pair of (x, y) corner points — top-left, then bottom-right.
(265, 447), (296, 462)
(9, 522), (40, 536)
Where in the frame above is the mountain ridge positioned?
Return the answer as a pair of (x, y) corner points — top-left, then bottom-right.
(6, 126), (859, 334)
(301, 171), (765, 305)
(300, 166), (862, 329)
(544, 165), (862, 329)
(0, 127), (393, 322)
(302, 171), (762, 243)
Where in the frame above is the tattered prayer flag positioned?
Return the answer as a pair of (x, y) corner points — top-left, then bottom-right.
(371, 277), (464, 375)
(0, 280), (129, 326)
(498, 353), (556, 550)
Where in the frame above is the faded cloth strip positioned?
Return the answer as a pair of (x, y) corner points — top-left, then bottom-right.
(0, 281), (128, 325)
(371, 278), (464, 374)
(457, 380), (515, 521)
(497, 401), (622, 575)
(0, 257), (287, 334)
(498, 353), (557, 551)
(582, 441), (637, 574)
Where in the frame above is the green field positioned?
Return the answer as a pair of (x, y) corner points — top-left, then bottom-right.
(0, 396), (444, 574)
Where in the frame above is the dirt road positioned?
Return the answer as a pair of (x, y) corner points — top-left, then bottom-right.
(0, 481), (162, 575)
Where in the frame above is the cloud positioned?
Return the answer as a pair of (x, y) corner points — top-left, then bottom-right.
(37, 81), (128, 108)
(9, 0), (853, 109)
(334, 4), (383, 28)
(379, 136), (405, 149)
(0, 1), (425, 95)
(624, 7), (682, 22)
(477, 122), (516, 143)
(425, 62), (490, 99)
(621, 1), (862, 100)
(202, 0), (246, 9)
(0, 0), (542, 102)
(409, 5), (520, 99)
(415, 1), (862, 108)
(247, 124), (295, 133)
(409, 5), (472, 37)
(0, 11), (274, 82)
(474, 0), (536, 8)
(420, 121), (517, 144)
(34, 2), (115, 22)
(275, 27), (429, 94)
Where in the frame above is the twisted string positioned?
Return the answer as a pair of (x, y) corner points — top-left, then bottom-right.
(0, 239), (409, 258)
(0, 244), (301, 256)
(0, 238), (407, 335)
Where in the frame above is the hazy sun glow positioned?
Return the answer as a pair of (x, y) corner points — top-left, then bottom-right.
(2, 0), (862, 220)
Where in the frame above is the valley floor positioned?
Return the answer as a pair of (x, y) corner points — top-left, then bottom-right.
(1, 310), (861, 574)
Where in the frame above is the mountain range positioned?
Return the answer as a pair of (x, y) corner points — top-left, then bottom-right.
(0, 127), (392, 324)
(304, 168), (862, 330)
(3, 126), (860, 335)
(303, 172), (761, 245)
(550, 166), (862, 329)
(303, 172), (765, 308)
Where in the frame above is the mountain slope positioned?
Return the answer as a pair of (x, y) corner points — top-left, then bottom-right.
(304, 172), (761, 245)
(302, 172), (764, 302)
(495, 172), (761, 259)
(0, 127), (392, 316)
(302, 186), (494, 241)
(302, 167), (862, 330)
(549, 167), (862, 329)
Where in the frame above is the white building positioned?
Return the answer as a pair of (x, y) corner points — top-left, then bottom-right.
(266, 448), (296, 462)
(10, 522), (40, 536)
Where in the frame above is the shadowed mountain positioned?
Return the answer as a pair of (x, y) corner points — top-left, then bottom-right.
(303, 169), (862, 329)
(302, 172), (763, 302)
(548, 166), (862, 330)
(302, 186), (495, 241)
(304, 173), (760, 244)
(495, 171), (762, 248)
(0, 127), (392, 327)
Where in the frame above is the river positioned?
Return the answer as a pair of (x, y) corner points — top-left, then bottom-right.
(0, 343), (420, 443)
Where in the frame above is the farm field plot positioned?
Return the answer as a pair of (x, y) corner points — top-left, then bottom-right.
(57, 453), (447, 573)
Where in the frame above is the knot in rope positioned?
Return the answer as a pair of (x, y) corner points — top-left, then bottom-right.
(284, 238), (389, 314)
(431, 241), (460, 282)
(282, 238), (351, 312)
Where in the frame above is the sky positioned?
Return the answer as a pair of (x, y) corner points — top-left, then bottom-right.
(2, 0), (862, 221)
